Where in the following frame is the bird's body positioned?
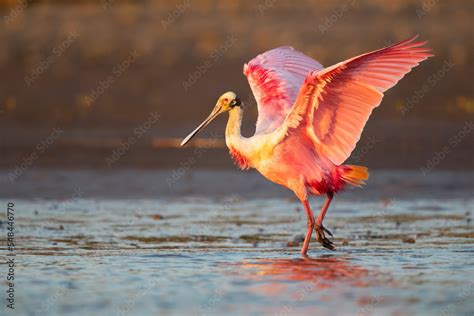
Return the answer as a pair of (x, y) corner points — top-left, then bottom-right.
(226, 109), (347, 198)
(182, 36), (432, 255)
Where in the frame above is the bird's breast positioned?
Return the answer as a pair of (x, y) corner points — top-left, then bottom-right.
(229, 146), (252, 170)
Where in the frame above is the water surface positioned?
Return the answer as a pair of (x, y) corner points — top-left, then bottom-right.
(1, 191), (473, 315)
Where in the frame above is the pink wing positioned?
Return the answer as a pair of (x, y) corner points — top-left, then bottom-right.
(244, 47), (323, 134)
(278, 36), (433, 165)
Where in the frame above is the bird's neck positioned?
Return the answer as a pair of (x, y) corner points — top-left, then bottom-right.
(225, 106), (244, 146)
(225, 107), (252, 169)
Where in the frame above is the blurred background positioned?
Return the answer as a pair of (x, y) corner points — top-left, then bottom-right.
(0, 0), (473, 170)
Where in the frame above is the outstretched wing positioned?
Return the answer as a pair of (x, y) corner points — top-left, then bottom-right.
(244, 47), (323, 135)
(275, 36), (432, 165)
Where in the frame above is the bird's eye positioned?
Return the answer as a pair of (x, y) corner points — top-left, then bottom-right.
(223, 98), (228, 102)
(230, 98), (241, 107)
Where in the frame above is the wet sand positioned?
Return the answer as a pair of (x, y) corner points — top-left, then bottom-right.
(0, 169), (473, 315)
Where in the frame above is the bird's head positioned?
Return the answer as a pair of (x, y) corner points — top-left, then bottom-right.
(181, 91), (241, 146)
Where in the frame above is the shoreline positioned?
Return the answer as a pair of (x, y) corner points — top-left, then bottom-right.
(1, 168), (473, 200)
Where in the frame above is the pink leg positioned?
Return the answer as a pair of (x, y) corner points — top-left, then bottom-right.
(316, 192), (334, 226)
(314, 192), (335, 251)
(300, 200), (315, 256)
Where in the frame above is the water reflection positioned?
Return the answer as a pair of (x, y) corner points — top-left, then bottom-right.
(227, 256), (388, 315)
(237, 256), (374, 292)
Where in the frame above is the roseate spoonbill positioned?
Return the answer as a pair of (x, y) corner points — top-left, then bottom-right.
(181, 36), (432, 255)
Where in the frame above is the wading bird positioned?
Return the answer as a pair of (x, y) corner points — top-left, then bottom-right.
(181, 36), (432, 255)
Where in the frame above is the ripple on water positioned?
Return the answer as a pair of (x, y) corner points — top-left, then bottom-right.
(3, 195), (473, 316)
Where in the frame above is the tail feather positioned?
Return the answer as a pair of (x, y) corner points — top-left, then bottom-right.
(339, 165), (369, 187)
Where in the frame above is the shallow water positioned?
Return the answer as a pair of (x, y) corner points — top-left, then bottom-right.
(1, 193), (473, 316)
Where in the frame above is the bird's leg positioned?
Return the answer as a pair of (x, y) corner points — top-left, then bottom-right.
(316, 192), (333, 232)
(301, 199), (315, 256)
(314, 192), (335, 251)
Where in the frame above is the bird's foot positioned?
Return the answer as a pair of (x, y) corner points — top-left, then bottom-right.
(314, 224), (335, 251)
